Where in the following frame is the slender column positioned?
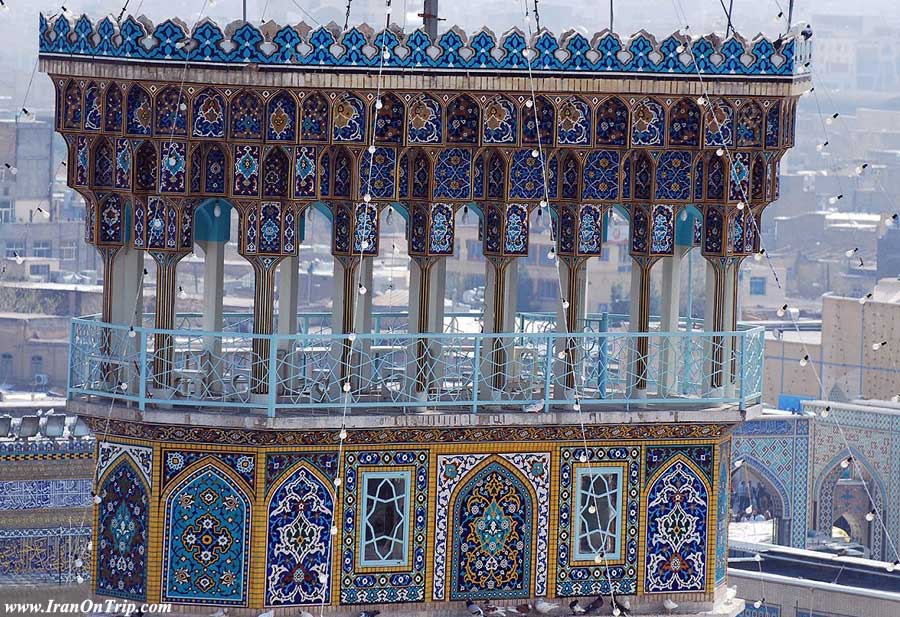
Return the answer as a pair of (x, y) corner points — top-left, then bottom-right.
(245, 255), (285, 395)
(198, 240), (225, 394)
(553, 256), (588, 398)
(277, 255), (299, 346)
(110, 246), (145, 393)
(658, 245), (690, 396)
(110, 246), (144, 326)
(704, 257), (732, 393)
(276, 255), (300, 393)
(627, 257), (656, 396)
(407, 256), (447, 399)
(150, 250), (189, 391)
(482, 256), (519, 395)
(331, 256), (374, 393)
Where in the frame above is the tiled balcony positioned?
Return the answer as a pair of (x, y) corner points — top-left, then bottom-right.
(68, 312), (764, 417)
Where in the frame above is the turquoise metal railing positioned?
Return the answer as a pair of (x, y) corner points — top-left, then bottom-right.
(67, 312), (763, 416)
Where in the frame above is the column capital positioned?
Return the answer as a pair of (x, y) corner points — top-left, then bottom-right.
(232, 199), (301, 260)
(700, 203), (760, 259)
(482, 202), (531, 258)
(329, 201), (378, 258)
(132, 195), (197, 253)
(408, 202), (455, 259)
(553, 203), (604, 259)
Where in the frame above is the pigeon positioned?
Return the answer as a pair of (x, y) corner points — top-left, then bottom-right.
(507, 604), (532, 615)
(299, 612), (315, 617)
(210, 610), (228, 617)
(611, 598), (631, 617)
(467, 600), (485, 617)
(535, 599), (559, 614)
(801, 25), (813, 41)
(358, 611), (381, 617)
(257, 611), (274, 617)
(584, 596), (604, 614)
(483, 602), (506, 617)
(568, 600), (585, 615)
(725, 586), (738, 602)
(663, 598), (679, 611)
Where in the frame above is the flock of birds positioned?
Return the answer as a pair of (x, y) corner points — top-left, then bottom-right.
(198, 591), (728, 617)
(464, 596), (633, 617)
(203, 596), (639, 617)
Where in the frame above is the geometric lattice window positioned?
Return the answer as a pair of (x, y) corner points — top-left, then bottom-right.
(359, 470), (411, 567)
(575, 467), (623, 561)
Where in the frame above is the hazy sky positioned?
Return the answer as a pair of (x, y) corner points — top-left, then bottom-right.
(1, 0), (898, 112)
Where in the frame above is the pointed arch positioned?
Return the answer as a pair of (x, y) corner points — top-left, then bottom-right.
(134, 141), (158, 192)
(103, 83), (124, 132)
(557, 96), (592, 146)
(328, 145), (355, 198)
(631, 97), (665, 146)
(332, 92), (366, 143)
(401, 146), (432, 201)
(92, 137), (115, 188)
(596, 96), (628, 146)
(447, 93), (479, 144)
(203, 144), (228, 195)
(484, 149), (508, 200)
(62, 80), (83, 129)
(644, 455), (710, 593)
(84, 81), (101, 130)
(262, 146), (290, 198)
(751, 154), (766, 202)
(624, 150), (654, 201)
(560, 151), (581, 200)
(669, 97), (701, 147)
(155, 86), (187, 136)
(161, 461), (252, 606)
(264, 461), (335, 606)
(301, 92), (330, 142)
(266, 90), (297, 142)
(730, 456), (790, 520)
(737, 101), (764, 147)
(229, 89), (264, 140)
(706, 153), (726, 201)
(482, 95), (518, 144)
(448, 457), (538, 600)
(373, 92), (405, 144)
(705, 98), (734, 147)
(126, 84), (153, 135)
(522, 94), (554, 146)
(814, 448), (887, 559)
(192, 88), (227, 138)
(95, 455), (149, 601)
(408, 93), (443, 144)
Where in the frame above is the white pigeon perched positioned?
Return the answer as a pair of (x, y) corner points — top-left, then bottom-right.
(535, 599), (559, 614)
(663, 598), (678, 611)
(466, 600), (485, 617)
(725, 586), (738, 601)
(210, 610), (228, 617)
(257, 611), (274, 617)
(299, 611), (315, 617)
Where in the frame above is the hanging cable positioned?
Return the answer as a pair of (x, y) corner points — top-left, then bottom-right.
(343, 0), (353, 31)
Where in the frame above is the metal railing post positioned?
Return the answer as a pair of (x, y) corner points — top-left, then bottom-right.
(66, 320), (74, 400)
(267, 333), (278, 418)
(138, 330), (148, 412)
(471, 337), (481, 414)
(543, 335), (554, 412)
(598, 312), (609, 398)
(738, 330), (746, 408)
